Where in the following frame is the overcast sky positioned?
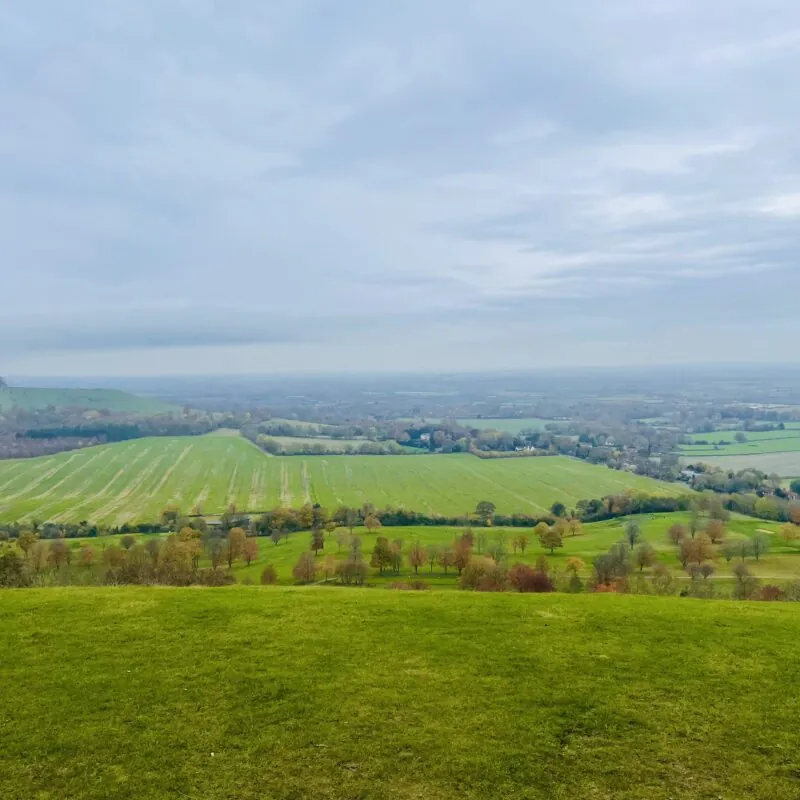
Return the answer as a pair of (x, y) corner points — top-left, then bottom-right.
(2, 0), (800, 376)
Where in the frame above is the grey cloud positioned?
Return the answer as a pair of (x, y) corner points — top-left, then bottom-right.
(2, 0), (800, 374)
(0, 313), (307, 354)
(0, 306), (486, 357)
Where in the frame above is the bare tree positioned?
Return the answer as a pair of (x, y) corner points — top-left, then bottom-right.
(408, 541), (427, 575)
(292, 552), (318, 584)
(242, 538), (259, 566)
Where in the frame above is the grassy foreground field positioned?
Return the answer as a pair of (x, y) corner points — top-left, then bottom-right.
(0, 435), (676, 524)
(2, 588), (800, 800)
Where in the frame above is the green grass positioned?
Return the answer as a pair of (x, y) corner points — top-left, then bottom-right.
(685, 425), (800, 445)
(681, 436), (800, 457)
(0, 435), (271, 525)
(0, 385), (176, 414)
(680, 427), (800, 476)
(681, 451), (800, 478)
(0, 436), (678, 524)
(681, 427), (800, 458)
(2, 587), (800, 799)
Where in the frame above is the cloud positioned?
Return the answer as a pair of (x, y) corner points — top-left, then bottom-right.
(0, 312), (306, 354)
(697, 30), (800, 66)
(761, 194), (800, 217)
(2, 0), (800, 374)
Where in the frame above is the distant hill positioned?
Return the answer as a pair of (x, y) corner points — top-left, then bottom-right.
(0, 385), (177, 415)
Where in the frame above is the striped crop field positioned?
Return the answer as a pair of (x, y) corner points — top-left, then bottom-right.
(0, 435), (679, 524)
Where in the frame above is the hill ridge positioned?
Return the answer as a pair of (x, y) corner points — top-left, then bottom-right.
(0, 384), (177, 414)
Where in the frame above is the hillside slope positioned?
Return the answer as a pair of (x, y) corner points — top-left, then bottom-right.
(1, 588), (799, 799)
(0, 435), (679, 523)
(0, 385), (176, 414)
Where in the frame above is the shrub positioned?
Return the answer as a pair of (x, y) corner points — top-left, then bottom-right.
(509, 564), (554, 593)
(459, 556), (495, 590)
(459, 556), (509, 591)
(732, 563), (760, 600)
(195, 569), (236, 587)
(760, 585), (785, 602)
(477, 563), (509, 592)
(784, 578), (800, 601)
(260, 564), (278, 585)
(567, 573), (584, 593)
(0, 548), (29, 588)
(651, 563), (675, 595)
(335, 558), (368, 586)
(565, 557), (585, 575)
(389, 580), (430, 591)
(592, 543), (630, 586)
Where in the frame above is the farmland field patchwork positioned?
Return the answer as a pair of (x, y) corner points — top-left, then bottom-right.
(0, 434), (678, 524)
(680, 424), (800, 476)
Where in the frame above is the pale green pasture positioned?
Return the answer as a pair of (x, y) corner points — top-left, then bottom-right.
(0, 436), (679, 524)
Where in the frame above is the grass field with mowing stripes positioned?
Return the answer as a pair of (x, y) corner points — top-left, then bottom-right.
(0, 435), (678, 523)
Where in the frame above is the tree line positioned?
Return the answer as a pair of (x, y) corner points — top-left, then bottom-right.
(282, 514), (800, 600)
(588, 509), (800, 601)
(3, 485), (797, 547)
(0, 523), (258, 588)
(4, 504), (800, 602)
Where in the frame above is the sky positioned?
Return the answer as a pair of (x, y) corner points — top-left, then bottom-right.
(2, 0), (800, 376)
